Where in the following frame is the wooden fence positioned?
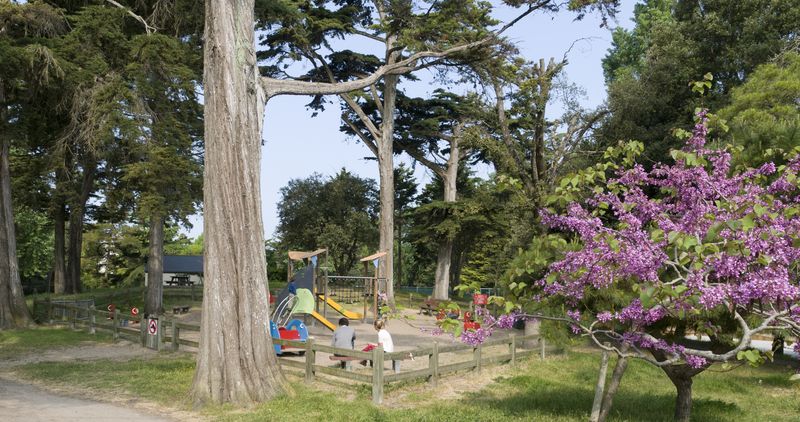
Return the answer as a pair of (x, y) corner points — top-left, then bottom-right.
(35, 300), (545, 405)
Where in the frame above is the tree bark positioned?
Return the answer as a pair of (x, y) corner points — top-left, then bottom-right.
(0, 135), (33, 329)
(669, 374), (693, 422)
(145, 213), (164, 316)
(52, 171), (67, 294)
(377, 33), (400, 310)
(53, 202), (67, 294)
(190, 0), (288, 405)
(654, 351), (707, 422)
(432, 137), (459, 300)
(65, 161), (95, 294)
(598, 353), (629, 422)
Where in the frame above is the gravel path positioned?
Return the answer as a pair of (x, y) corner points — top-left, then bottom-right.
(0, 377), (171, 422)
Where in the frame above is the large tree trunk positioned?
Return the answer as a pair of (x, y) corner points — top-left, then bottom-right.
(655, 352), (707, 422)
(52, 171), (67, 294)
(53, 201), (66, 294)
(145, 213), (164, 316)
(377, 34), (399, 309)
(669, 373), (693, 422)
(432, 138), (459, 300)
(0, 135), (32, 329)
(190, 0), (288, 405)
(65, 162), (95, 294)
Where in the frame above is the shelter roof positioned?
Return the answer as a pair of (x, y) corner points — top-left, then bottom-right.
(360, 251), (387, 262)
(288, 249), (327, 261)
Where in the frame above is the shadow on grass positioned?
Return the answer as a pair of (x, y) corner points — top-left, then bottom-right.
(462, 378), (739, 422)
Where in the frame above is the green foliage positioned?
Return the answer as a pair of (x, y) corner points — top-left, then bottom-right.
(599, 0), (800, 162)
(720, 53), (800, 166)
(277, 169), (378, 275)
(14, 206), (53, 283)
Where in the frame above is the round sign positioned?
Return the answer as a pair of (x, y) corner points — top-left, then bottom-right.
(148, 319), (158, 335)
(131, 307), (139, 316)
(107, 304), (115, 312)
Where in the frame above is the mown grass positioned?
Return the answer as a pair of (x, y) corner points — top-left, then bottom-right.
(0, 327), (112, 359)
(12, 335), (800, 422)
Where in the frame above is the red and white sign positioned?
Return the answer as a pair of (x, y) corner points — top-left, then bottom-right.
(131, 307), (139, 316)
(148, 319), (158, 335)
(473, 294), (488, 306)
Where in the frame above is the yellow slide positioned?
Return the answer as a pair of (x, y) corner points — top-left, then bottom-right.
(318, 295), (364, 320)
(310, 310), (336, 331)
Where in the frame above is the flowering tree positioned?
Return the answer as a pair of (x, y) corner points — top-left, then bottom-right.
(442, 110), (800, 421)
(527, 111), (800, 421)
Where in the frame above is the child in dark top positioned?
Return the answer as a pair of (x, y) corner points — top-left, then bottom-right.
(331, 317), (356, 369)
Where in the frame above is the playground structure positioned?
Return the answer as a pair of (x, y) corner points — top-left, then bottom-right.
(272, 249), (388, 332)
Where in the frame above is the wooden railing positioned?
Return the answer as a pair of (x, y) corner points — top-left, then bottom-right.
(35, 300), (545, 405)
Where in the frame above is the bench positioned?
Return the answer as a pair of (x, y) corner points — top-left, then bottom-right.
(419, 298), (441, 315)
(172, 305), (190, 314)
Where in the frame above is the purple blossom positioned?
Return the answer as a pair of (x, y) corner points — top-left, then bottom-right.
(597, 311), (614, 323)
(684, 354), (708, 369)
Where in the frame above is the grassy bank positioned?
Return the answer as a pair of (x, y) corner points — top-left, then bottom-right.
(0, 327), (112, 359)
(11, 333), (799, 421)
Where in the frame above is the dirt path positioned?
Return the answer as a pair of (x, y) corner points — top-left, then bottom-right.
(1, 341), (190, 421)
(0, 377), (171, 422)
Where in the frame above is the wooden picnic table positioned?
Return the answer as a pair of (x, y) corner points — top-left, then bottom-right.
(166, 275), (193, 286)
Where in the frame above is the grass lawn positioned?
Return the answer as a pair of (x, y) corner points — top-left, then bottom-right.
(11, 337), (800, 422)
(0, 327), (112, 359)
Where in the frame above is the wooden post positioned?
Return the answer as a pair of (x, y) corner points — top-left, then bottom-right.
(157, 318), (163, 350)
(190, 284), (195, 301)
(112, 309), (120, 341)
(89, 305), (96, 334)
(372, 344), (384, 405)
(372, 277), (378, 320)
(540, 337), (546, 360)
(69, 306), (76, 329)
(474, 344), (482, 373)
(589, 345), (611, 422)
(46, 298), (53, 324)
(140, 315), (147, 346)
(509, 334), (516, 366)
(362, 281), (368, 323)
(171, 319), (179, 351)
(305, 336), (315, 382)
(429, 341), (439, 387)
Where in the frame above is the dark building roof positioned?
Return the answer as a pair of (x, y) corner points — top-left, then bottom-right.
(145, 255), (203, 275)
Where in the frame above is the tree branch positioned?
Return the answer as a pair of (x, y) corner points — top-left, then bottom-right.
(343, 116), (379, 157)
(261, 3), (542, 99)
(105, 0), (155, 34)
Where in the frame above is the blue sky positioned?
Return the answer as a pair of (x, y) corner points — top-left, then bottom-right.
(185, 1), (637, 239)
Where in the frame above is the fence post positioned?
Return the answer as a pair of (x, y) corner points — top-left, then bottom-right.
(171, 320), (180, 351)
(589, 344), (611, 422)
(372, 344), (384, 405)
(69, 306), (76, 329)
(509, 334), (516, 366)
(112, 309), (120, 341)
(140, 315), (147, 346)
(46, 298), (53, 324)
(540, 337), (546, 360)
(157, 318), (163, 350)
(190, 284), (195, 301)
(305, 337), (315, 382)
(89, 305), (96, 334)
(429, 341), (439, 387)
